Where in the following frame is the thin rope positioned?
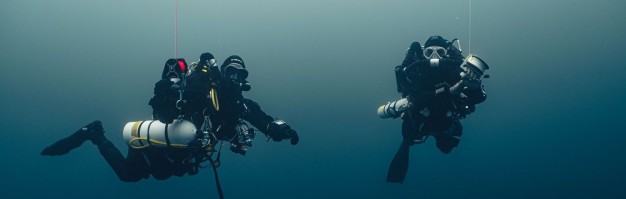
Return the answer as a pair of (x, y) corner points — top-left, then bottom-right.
(217, 0), (222, 53)
(469, 0), (472, 54)
(175, 0), (179, 58)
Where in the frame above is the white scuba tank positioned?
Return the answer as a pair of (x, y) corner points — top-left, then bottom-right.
(122, 120), (198, 148)
(377, 98), (411, 119)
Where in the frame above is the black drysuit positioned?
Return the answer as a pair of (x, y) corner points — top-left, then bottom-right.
(42, 65), (288, 182)
(386, 41), (488, 183)
(395, 46), (487, 154)
(102, 66), (286, 181)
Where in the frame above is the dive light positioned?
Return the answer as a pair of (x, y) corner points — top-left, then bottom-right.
(461, 54), (490, 79)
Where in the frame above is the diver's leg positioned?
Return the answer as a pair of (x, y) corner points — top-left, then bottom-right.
(434, 121), (463, 154)
(434, 136), (460, 154)
(387, 119), (421, 183)
(144, 149), (175, 180)
(120, 149), (150, 181)
(91, 134), (150, 182)
(401, 115), (426, 144)
(41, 121), (104, 156)
(41, 121), (149, 181)
(387, 139), (411, 183)
(167, 150), (194, 177)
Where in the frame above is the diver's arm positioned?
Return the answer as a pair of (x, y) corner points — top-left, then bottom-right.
(448, 80), (464, 96)
(403, 59), (427, 79)
(401, 41), (424, 67)
(457, 64), (487, 105)
(447, 57), (479, 96)
(242, 98), (299, 145)
(401, 59), (431, 97)
(241, 98), (274, 128)
(395, 65), (408, 94)
(398, 48), (420, 95)
(462, 86), (487, 105)
(207, 65), (226, 83)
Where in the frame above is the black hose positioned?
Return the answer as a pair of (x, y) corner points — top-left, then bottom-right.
(208, 156), (224, 199)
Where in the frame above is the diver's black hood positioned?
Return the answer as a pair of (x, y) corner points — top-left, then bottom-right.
(221, 55), (245, 72)
(200, 52), (214, 61)
(221, 55), (248, 80)
(424, 35), (448, 47)
(194, 52), (216, 72)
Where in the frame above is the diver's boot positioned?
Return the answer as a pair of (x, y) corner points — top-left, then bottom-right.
(41, 120), (105, 156)
(403, 134), (427, 146)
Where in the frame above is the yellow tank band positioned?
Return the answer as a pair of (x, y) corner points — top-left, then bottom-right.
(130, 121), (141, 137)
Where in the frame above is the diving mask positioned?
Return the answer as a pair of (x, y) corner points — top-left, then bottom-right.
(224, 63), (248, 82)
(423, 46), (447, 59)
(204, 58), (217, 68)
(199, 58), (217, 73)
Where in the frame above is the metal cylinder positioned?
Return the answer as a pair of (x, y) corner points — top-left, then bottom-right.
(377, 98), (411, 119)
(122, 120), (198, 148)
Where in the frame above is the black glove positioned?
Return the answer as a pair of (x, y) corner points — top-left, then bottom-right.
(460, 67), (482, 90)
(267, 120), (299, 145)
(402, 41), (424, 67)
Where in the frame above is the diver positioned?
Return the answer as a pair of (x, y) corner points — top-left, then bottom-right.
(40, 57), (200, 182)
(378, 35), (489, 183)
(200, 54), (300, 155)
(41, 53), (299, 185)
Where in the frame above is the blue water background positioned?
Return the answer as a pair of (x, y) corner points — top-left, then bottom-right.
(1, 0), (625, 198)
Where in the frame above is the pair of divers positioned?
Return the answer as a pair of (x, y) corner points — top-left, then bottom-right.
(41, 35), (489, 189)
(41, 53), (299, 198)
(378, 35), (490, 183)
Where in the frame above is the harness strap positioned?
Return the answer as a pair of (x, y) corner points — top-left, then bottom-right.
(144, 121), (156, 146)
(164, 123), (171, 147)
(137, 121), (146, 146)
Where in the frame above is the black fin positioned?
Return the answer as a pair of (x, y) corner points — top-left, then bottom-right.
(40, 121), (102, 156)
(386, 141), (411, 183)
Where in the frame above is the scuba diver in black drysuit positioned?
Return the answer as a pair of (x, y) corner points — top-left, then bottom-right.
(201, 54), (300, 154)
(41, 53), (299, 189)
(380, 35), (489, 183)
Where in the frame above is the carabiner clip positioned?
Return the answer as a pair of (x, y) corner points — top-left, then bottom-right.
(176, 99), (184, 110)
